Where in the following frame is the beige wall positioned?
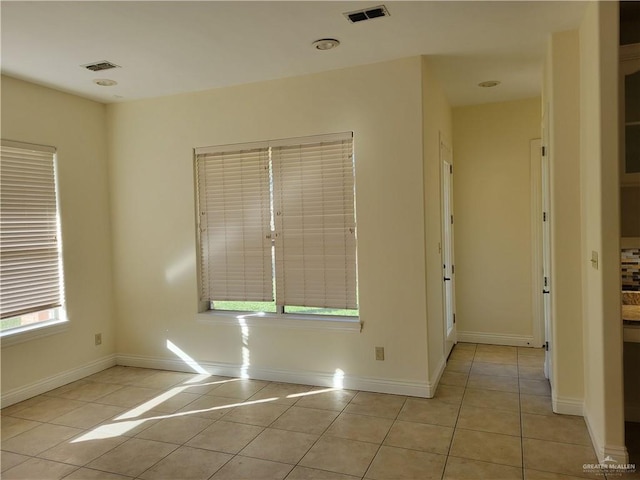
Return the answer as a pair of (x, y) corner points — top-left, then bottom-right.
(107, 58), (434, 392)
(422, 57), (452, 380)
(545, 29), (585, 411)
(0, 76), (115, 395)
(452, 98), (540, 344)
(579, 0), (626, 462)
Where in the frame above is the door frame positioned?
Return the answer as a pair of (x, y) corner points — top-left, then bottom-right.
(440, 134), (456, 358)
(530, 138), (545, 349)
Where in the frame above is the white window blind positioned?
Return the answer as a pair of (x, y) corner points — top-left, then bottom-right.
(196, 146), (273, 302)
(0, 141), (62, 319)
(272, 134), (357, 310)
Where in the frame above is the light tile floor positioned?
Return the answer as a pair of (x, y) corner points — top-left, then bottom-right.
(0, 343), (634, 479)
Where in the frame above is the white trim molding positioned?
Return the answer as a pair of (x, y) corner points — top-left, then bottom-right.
(427, 355), (447, 398)
(116, 354), (429, 398)
(552, 394), (584, 416)
(196, 312), (362, 333)
(1, 354), (116, 408)
(457, 331), (537, 347)
(584, 406), (630, 464)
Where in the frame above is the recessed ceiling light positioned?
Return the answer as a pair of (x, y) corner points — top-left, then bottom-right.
(93, 79), (117, 87)
(478, 80), (501, 88)
(312, 38), (340, 50)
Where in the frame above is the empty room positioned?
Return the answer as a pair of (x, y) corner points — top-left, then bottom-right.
(1, 1), (635, 479)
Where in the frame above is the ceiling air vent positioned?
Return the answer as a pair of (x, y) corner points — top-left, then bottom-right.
(81, 61), (120, 72)
(344, 5), (390, 23)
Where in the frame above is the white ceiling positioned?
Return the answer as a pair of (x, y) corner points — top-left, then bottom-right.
(1, 1), (588, 106)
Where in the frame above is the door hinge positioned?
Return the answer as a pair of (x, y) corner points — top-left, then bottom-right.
(451, 215), (454, 225)
(450, 164), (453, 174)
(542, 146), (547, 156)
(544, 341), (549, 351)
(453, 313), (456, 324)
(543, 212), (547, 222)
(452, 265), (455, 274)
(544, 277), (548, 287)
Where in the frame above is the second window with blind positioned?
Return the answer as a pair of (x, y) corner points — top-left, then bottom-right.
(195, 132), (358, 317)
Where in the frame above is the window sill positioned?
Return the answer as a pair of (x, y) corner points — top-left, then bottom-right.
(0, 319), (69, 348)
(196, 311), (362, 333)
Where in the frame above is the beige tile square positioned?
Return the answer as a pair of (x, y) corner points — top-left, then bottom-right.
(94, 386), (162, 408)
(63, 467), (134, 479)
(1, 457), (77, 480)
(520, 394), (554, 416)
(176, 394), (237, 420)
(474, 351), (518, 365)
(300, 436), (379, 477)
(471, 362), (518, 377)
(455, 343), (478, 351)
(11, 396), (86, 423)
(520, 379), (551, 396)
(222, 401), (289, 426)
(247, 383), (313, 405)
(434, 384), (465, 404)
(344, 392), (406, 419)
(134, 371), (196, 390)
(40, 433), (127, 466)
(523, 438), (598, 478)
(186, 376), (237, 395)
(87, 366), (156, 385)
(86, 438), (178, 477)
(476, 345), (517, 354)
(50, 403), (124, 429)
(187, 420), (263, 454)
(47, 381), (124, 402)
(456, 404), (521, 436)
(135, 415), (213, 444)
(446, 360), (473, 374)
(0, 451), (29, 472)
(463, 388), (520, 412)
(518, 347), (545, 357)
(440, 371), (468, 387)
(384, 420), (453, 455)
(210, 379), (269, 400)
(271, 406), (339, 434)
(444, 456), (523, 479)
(1, 416), (42, 441)
(138, 446), (232, 479)
(325, 412), (392, 444)
(398, 398), (459, 427)
(1, 395), (46, 417)
(467, 374), (519, 393)
(524, 469), (594, 479)
(518, 355), (545, 368)
(519, 366), (546, 380)
(450, 428), (522, 467)
(294, 388), (355, 411)
(449, 349), (475, 362)
(1, 423), (82, 456)
(522, 413), (591, 446)
(145, 391), (202, 414)
(240, 428), (318, 464)
(365, 445), (446, 480)
(210, 456), (293, 480)
(90, 409), (161, 438)
(286, 466), (360, 479)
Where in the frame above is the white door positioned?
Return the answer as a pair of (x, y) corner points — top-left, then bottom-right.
(441, 138), (456, 357)
(541, 107), (553, 381)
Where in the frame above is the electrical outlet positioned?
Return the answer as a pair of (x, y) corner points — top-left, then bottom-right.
(94, 333), (102, 346)
(375, 346), (385, 361)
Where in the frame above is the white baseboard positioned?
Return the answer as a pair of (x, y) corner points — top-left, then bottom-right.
(457, 331), (537, 347)
(427, 355), (447, 398)
(584, 406), (630, 464)
(1, 354), (117, 408)
(116, 354), (430, 398)
(552, 394), (584, 416)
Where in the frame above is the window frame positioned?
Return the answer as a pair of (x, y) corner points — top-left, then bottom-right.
(0, 139), (68, 344)
(194, 133), (360, 323)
